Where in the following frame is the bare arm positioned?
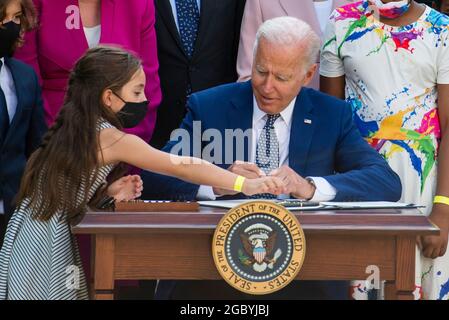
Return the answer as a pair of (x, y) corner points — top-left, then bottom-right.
(319, 15), (346, 100)
(99, 129), (284, 196)
(320, 75), (346, 100)
(420, 84), (449, 258)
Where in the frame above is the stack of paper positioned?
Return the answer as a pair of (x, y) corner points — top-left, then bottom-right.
(198, 200), (422, 211)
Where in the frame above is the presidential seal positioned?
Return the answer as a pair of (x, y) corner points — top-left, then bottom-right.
(212, 200), (306, 295)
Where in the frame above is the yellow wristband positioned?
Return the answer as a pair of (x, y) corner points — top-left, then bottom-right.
(233, 176), (246, 193)
(434, 195), (449, 206)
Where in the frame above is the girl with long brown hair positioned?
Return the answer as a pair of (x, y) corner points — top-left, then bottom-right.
(0, 46), (284, 300)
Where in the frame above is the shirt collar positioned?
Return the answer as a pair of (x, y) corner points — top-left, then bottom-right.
(252, 95), (296, 127)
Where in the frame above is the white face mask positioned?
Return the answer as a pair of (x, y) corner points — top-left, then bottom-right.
(369, 0), (411, 19)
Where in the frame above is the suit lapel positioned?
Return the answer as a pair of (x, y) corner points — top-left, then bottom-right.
(156, 0), (187, 58)
(228, 81), (254, 162)
(289, 88), (317, 175)
(2, 58), (24, 145)
(192, 0), (217, 62)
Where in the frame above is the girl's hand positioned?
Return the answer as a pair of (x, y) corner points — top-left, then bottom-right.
(242, 176), (285, 196)
(107, 175), (143, 202)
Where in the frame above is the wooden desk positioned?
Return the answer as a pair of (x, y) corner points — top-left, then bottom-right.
(72, 207), (439, 300)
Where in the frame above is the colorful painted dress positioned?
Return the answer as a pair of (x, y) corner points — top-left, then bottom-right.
(320, 1), (449, 300)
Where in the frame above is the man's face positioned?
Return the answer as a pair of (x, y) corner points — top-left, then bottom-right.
(251, 37), (316, 114)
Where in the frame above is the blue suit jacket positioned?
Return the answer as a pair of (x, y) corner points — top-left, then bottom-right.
(0, 57), (47, 218)
(141, 81), (401, 202)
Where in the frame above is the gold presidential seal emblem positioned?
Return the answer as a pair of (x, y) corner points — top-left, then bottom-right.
(212, 200), (306, 295)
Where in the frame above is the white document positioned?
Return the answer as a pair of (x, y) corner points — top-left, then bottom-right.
(320, 201), (419, 208)
(198, 200), (420, 211)
(199, 199), (324, 211)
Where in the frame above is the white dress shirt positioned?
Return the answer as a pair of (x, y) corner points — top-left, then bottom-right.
(0, 57), (18, 214)
(169, 0), (202, 32)
(0, 58), (17, 124)
(197, 96), (337, 201)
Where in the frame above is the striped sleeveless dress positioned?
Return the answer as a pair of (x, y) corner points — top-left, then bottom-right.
(0, 120), (115, 300)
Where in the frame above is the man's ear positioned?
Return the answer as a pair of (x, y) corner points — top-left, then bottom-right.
(303, 63), (318, 87)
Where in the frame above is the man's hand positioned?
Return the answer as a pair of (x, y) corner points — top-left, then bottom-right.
(213, 161), (266, 196)
(269, 165), (316, 199)
(418, 204), (449, 259)
(242, 176), (286, 197)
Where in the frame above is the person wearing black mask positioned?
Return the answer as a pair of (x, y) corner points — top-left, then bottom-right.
(113, 92), (150, 129)
(0, 0), (46, 248)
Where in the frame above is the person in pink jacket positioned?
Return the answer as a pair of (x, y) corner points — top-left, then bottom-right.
(237, 0), (350, 89)
(14, 0), (162, 143)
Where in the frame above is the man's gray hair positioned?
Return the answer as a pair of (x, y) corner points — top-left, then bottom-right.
(253, 16), (321, 68)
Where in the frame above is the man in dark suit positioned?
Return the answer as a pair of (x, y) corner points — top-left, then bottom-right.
(0, 55), (46, 247)
(141, 17), (401, 299)
(150, 0), (246, 149)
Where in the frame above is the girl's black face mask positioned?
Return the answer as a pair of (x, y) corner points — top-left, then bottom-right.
(113, 92), (149, 128)
(0, 21), (21, 58)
